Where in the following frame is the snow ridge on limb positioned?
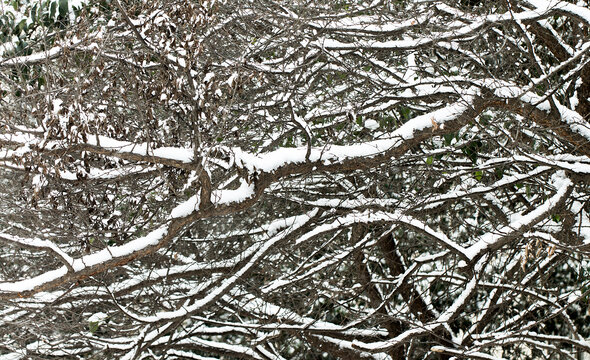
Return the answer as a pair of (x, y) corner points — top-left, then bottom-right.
(231, 97), (475, 174)
(524, 0), (590, 25)
(0, 225), (169, 295)
(464, 171), (573, 262)
(0, 233), (75, 272)
(431, 346), (507, 360)
(0, 130), (197, 170)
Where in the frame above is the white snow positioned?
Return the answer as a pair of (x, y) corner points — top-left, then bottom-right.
(169, 195), (200, 218)
(88, 136), (194, 163)
(88, 312), (108, 324)
(364, 119), (379, 130)
(211, 180), (255, 204)
(52, 99), (63, 115)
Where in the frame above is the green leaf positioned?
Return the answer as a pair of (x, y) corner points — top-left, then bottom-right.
(16, 19), (26, 34)
(426, 156), (433, 165)
(443, 133), (454, 146)
(551, 214), (561, 223)
(480, 114), (492, 126)
(494, 167), (504, 179)
(462, 140), (483, 164)
(88, 321), (99, 334)
(37, 76), (46, 88)
(50, 1), (57, 20)
(398, 106), (411, 120)
(474, 170), (483, 181)
(31, 3), (38, 22)
(59, 0), (68, 17)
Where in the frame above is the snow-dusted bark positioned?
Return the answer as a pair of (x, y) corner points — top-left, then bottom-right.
(0, 0), (589, 359)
